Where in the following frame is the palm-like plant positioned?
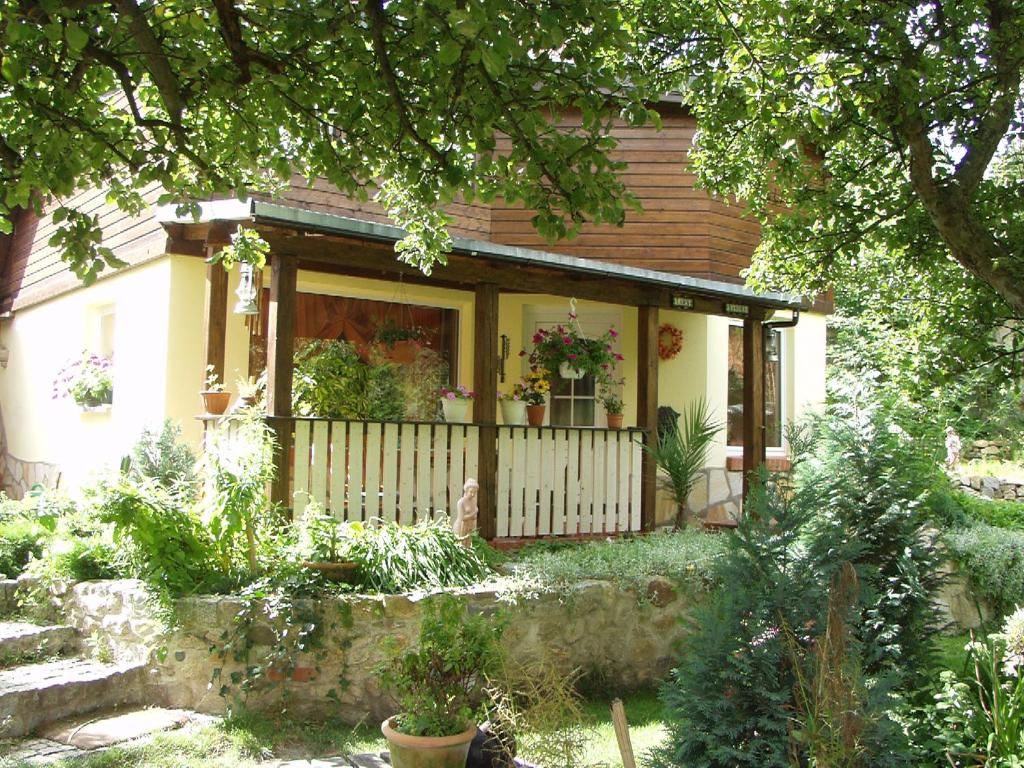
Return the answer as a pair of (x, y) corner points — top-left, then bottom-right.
(645, 398), (721, 529)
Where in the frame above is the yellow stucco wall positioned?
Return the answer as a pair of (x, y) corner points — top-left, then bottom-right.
(0, 259), (176, 489)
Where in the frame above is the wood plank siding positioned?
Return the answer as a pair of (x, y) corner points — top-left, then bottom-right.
(2, 104), (768, 311)
(1, 184), (168, 312)
(488, 109), (759, 283)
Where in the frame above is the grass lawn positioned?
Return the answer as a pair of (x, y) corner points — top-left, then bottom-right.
(2, 689), (666, 768)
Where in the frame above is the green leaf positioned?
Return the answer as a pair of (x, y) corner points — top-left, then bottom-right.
(65, 22), (89, 52)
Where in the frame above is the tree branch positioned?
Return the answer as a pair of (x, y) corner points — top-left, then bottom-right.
(953, 0), (1023, 192)
(112, 0), (186, 122)
(365, 0), (446, 164)
(211, 0), (283, 84)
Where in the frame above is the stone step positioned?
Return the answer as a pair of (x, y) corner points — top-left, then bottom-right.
(0, 658), (146, 738)
(0, 622), (77, 663)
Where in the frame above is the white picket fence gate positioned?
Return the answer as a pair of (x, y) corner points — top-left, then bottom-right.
(495, 426), (644, 537)
(283, 419), (645, 537)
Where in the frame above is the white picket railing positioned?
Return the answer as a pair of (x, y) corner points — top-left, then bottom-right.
(289, 419), (479, 522)
(282, 419), (644, 537)
(496, 426), (645, 538)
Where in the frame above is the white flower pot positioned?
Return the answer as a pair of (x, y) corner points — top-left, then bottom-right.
(559, 362), (584, 379)
(440, 397), (471, 423)
(500, 399), (527, 425)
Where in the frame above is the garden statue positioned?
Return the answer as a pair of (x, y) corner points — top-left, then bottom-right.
(453, 478), (479, 545)
(945, 425), (962, 468)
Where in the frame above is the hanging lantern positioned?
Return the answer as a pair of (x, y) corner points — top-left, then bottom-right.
(233, 262), (259, 315)
(766, 328), (781, 362)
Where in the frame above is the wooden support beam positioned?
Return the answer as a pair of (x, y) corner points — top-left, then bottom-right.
(202, 223), (234, 389)
(266, 254), (297, 510)
(473, 283), (500, 540)
(741, 317), (766, 511)
(637, 305), (659, 532)
(257, 229), (779, 319)
(202, 261), (228, 389)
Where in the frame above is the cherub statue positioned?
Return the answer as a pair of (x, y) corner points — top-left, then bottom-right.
(945, 425), (962, 468)
(452, 478), (479, 546)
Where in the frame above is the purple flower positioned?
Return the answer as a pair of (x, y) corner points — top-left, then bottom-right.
(446, 392), (456, 400)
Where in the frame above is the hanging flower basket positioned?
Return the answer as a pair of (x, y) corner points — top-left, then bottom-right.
(524, 311), (623, 386)
(558, 362), (585, 380)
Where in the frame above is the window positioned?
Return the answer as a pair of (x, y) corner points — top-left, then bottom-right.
(726, 324), (784, 449)
(550, 375), (596, 427)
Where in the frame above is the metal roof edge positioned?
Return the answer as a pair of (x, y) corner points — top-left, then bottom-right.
(154, 198), (255, 224)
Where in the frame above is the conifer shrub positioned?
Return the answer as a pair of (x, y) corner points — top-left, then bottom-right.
(652, 395), (942, 767)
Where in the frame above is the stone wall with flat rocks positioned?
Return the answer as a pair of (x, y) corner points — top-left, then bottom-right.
(955, 473), (1024, 502)
(60, 577), (699, 723)
(963, 439), (1012, 461)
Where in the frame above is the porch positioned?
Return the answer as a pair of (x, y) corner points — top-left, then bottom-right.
(182, 201), (803, 538)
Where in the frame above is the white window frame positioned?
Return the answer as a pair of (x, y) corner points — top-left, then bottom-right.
(725, 320), (789, 457)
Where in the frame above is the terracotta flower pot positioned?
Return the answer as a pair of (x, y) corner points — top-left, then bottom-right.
(526, 404), (546, 427)
(606, 413), (624, 430)
(381, 717), (476, 768)
(201, 390), (231, 415)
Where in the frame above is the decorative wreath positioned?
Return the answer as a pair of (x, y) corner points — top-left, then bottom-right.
(658, 323), (684, 360)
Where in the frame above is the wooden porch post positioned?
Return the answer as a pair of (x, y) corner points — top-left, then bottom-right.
(266, 254), (297, 510)
(637, 305), (659, 531)
(473, 283), (499, 540)
(742, 317), (766, 510)
(202, 224), (232, 389)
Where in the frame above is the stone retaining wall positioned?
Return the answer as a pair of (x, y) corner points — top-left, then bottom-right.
(964, 439), (1012, 461)
(956, 474), (1024, 502)
(59, 578), (698, 723)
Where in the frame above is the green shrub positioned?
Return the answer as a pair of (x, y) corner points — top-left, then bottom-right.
(292, 339), (404, 421)
(952, 490), (1024, 531)
(0, 517), (46, 578)
(302, 518), (492, 594)
(95, 477), (222, 598)
(125, 420), (198, 502)
(653, 393), (941, 768)
(507, 529), (726, 596)
(943, 523), (1024, 616)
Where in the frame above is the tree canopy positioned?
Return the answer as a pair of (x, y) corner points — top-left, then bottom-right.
(0, 0), (655, 281)
(653, 0), (1024, 316)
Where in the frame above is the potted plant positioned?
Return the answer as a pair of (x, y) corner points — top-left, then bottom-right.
(600, 392), (625, 430)
(294, 503), (359, 583)
(373, 319), (425, 364)
(201, 365), (232, 415)
(377, 597), (504, 768)
(520, 370), (550, 427)
(236, 375), (262, 407)
(52, 352), (114, 410)
(498, 385), (527, 425)
(439, 385), (475, 423)
(525, 313), (623, 382)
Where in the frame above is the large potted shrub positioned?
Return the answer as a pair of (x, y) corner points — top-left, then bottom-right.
(377, 597), (504, 768)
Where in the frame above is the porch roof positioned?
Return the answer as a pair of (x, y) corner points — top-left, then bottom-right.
(156, 198), (805, 311)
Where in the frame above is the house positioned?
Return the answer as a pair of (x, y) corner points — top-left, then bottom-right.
(0, 103), (829, 537)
